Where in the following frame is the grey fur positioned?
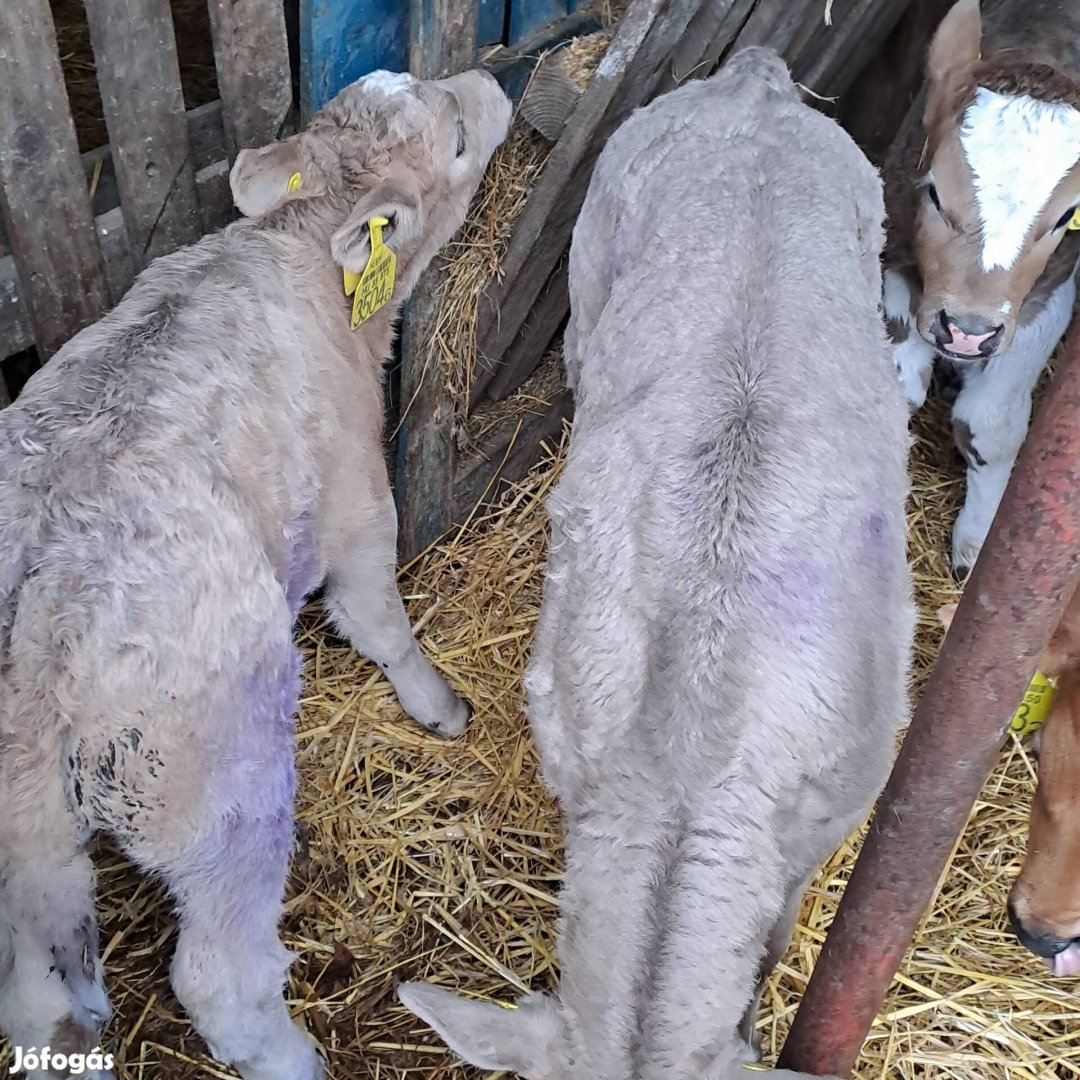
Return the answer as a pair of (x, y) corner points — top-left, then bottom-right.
(400, 48), (914, 1080)
(0, 69), (511, 1080)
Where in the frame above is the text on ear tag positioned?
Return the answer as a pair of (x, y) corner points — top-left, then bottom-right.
(287, 171), (302, 194)
(1010, 671), (1056, 737)
(347, 215), (397, 330)
(1068, 207), (1080, 231)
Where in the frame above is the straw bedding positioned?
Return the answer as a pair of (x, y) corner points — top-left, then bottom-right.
(6, 10), (1077, 1080)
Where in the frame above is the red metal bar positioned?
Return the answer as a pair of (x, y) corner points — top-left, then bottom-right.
(777, 327), (1080, 1077)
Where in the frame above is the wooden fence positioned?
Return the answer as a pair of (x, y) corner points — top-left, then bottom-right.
(0, 0), (592, 401)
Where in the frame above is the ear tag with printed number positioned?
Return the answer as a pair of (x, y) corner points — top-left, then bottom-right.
(1010, 671), (1056, 737)
(286, 171), (302, 194)
(1067, 207), (1080, 231)
(342, 216), (396, 330)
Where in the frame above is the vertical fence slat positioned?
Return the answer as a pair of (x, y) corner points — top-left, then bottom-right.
(300, 0), (408, 121)
(83, 0), (201, 268)
(509, 0), (570, 44)
(207, 0), (293, 154)
(410, 0), (480, 77)
(0, 0), (109, 359)
(478, 0), (506, 45)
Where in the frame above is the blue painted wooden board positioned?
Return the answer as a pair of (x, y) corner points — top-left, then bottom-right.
(300, 0), (408, 119)
(477, 0), (505, 44)
(508, 0), (568, 42)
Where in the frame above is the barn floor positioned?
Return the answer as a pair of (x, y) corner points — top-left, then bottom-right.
(0, 385), (1073, 1080)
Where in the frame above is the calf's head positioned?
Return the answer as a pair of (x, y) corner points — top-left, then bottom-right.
(913, 0), (1080, 359)
(229, 69), (511, 297)
(1008, 673), (1080, 977)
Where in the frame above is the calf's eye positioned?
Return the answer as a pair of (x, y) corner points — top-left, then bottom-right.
(925, 182), (943, 214)
(1054, 206), (1077, 231)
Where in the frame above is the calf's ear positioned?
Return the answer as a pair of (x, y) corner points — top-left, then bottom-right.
(924, 0), (982, 129)
(329, 180), (424, 273)
(397, 982), (561, 1078)
(230, 135), (329, 218)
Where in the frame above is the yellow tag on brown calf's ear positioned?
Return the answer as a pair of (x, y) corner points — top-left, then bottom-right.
(1067, 207), (1080, 231)
(1010, 671), (1056, 738)
(347, 215), (397, 330)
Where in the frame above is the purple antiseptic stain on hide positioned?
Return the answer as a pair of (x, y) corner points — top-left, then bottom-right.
(176, 648), (301, 929)
(284, 511), (321, 617)
(745, 552), (827, 630)
(858, 511), (890, 563)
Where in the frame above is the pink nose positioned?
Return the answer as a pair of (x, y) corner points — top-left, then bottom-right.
(946, 324), (996, 356)
(930, 311), (1005, 357)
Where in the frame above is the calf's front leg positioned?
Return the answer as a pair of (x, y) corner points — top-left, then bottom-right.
(950, 275), (1075, 578)
(324, 482), (469, 738)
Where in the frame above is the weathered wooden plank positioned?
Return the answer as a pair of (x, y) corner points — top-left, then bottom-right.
(661, 0), (756, 91)
(207, 0), (293, 154)
(300, 0), (408, 121)
(0, 168), (235, 362)
(509, 0), (569, 44)
(410, 0), (480, 78)
(471, 0), (706, 404)
(0, 100), (229, 264)
(485, 261), (567, 401)
(395, 263), (460, 562)
(800, 0), (914, 101)
(452, 387), (573, 517)
(0, 0), (109, 358)
(83, 0), (202, 267)
(840, 0), (946, 163)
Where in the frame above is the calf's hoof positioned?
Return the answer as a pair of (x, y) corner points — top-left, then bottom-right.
(420, 695), (471, 740)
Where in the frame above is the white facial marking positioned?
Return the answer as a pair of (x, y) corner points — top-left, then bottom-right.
(362, 70), (415, 96)
(960, 88), (1080, 272)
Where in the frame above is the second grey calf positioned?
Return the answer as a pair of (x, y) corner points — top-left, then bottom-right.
(400, 48), (914, 1080)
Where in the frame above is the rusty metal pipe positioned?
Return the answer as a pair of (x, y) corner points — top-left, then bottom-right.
(777, 329), (1080, 1077)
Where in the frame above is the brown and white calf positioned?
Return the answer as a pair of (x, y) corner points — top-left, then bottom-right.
(941, 592), (1080, 976)
(884, 0), (1080, 577)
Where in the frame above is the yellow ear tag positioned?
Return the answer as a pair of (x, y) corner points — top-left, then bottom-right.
(741, 1066), (770, 1073)
(342, 215), (396, 330)
(1067, 207), (1080, 231)
(1010, 671), (1056, 738)
(286, 171), (302, 194)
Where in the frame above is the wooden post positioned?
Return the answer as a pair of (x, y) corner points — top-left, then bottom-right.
(410, 0), (480, 78)
(0, 0), (109, 360)
(207, 0), (294, 155)
(83, 0), (202, 267)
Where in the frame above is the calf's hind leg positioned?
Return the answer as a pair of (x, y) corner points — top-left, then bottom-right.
(737, 871), (814, 1060)
(0, 763), (112, 1079)
(126, 653), (321, 1080)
